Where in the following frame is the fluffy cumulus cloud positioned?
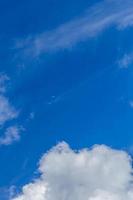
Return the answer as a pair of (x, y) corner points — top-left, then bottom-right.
(12, 142), (133, 200)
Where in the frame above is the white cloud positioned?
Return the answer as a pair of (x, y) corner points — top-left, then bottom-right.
(0, 75), (18, 126)
(0, 95), (18, 126)
(0, 126), (22, 146)
(0, 74), (23, 146)
(15, 0), (133, 58)
(12, 142), (133, 200)
(118, 53), (133, 69)
(0, 74), (9, 93)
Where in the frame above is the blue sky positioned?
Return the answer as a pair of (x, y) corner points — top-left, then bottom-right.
(1, 0), (133, 199)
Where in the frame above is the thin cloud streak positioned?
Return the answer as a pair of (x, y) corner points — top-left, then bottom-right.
(15, 0), (133, 58)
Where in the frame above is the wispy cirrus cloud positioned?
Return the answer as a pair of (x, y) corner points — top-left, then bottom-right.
(12, 142), (133, 200)
(15, 0), (133, 58)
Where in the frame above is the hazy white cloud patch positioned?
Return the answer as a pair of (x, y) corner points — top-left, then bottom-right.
(129, 100), (133, 108)
(0, 74), (18, 126)
(118, 52), (133, 69)
(12, 142), (133, 200)
(0, 95), (18, 126)
(29, 112), (35, 120)
(15, 0), (133, 58)
(0, 126), (23, 146)
(0, 74), (9, 93)
(0, 74), (23, 146)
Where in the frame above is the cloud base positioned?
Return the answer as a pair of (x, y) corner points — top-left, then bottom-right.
(12, 142), (133, 200)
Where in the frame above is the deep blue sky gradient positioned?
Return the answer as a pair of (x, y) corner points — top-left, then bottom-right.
(0, 0), (133, 197)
